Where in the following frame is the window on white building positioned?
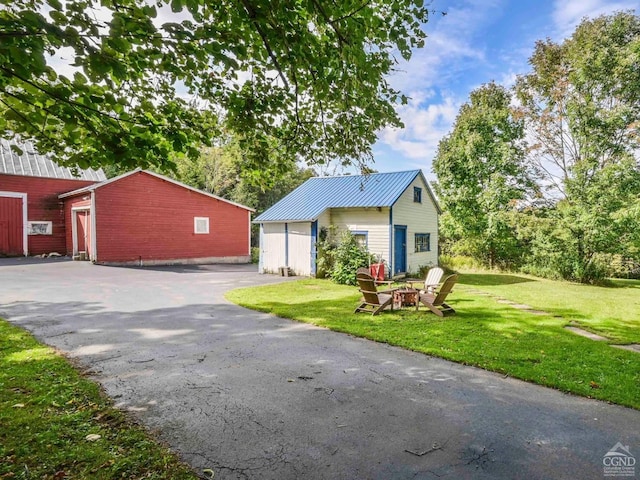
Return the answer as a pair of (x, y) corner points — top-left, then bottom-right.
(415, 233), (430, 252)
(352, 230), (368, 248)
(413, 187), (422, 203)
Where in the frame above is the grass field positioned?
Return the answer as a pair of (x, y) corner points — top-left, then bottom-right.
(0, 319), (199, 480)
(460, 273), (640, 343)
(226, 273), (640, 409)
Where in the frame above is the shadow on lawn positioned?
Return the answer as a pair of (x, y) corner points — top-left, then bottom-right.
(458, 273), (536, 286)
(254, 296), (566, 339)
(459, 271), (640, 291)
(607, 279), (640, 290)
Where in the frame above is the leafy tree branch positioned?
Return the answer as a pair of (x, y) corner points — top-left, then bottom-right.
(1, 0), (431, 178)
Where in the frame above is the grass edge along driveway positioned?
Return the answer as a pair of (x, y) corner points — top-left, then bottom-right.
(0, 319), (200, 480)
(225, 273), (640, 410)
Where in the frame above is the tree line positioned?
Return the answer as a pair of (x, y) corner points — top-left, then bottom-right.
(434, 12), (640, 283)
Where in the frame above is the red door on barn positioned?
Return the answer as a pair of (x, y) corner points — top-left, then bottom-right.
(74, 209), (92, 260)
(0, 195), (25, 256)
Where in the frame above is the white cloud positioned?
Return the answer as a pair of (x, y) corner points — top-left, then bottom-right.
(552, 0), (640, 37)
(388, 2), (497, 94)
(377, 1), (507, 169)
(379, 94), (461, 162)
(497, 70), (519, 89)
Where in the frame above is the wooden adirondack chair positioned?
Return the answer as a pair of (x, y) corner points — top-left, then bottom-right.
(415, 274), (458, 317)
(357, 266), (394, 288)
(422, 267), (444, 294)
(354, 272), (396, 315)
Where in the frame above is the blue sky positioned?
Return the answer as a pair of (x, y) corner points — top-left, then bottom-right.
(365, 0), (640, 179)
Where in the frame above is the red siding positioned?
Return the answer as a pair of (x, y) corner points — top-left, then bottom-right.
(0, 174), (97, 255)
(67, 172), (250, 264)
(0, 196), (23, 255)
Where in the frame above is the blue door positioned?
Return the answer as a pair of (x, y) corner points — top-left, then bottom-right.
(394, 226), (407, 274)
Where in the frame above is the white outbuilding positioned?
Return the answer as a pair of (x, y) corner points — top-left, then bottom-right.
(254, 170), (440, 277)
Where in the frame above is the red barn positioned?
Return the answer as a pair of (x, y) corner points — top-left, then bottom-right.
(0, 140), (104, 256)
(59, 169), (253, 265)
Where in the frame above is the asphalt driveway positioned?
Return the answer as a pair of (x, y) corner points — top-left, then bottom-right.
(1, 258), (638, 479)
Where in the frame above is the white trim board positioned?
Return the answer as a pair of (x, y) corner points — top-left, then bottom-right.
(71, 205), (91, 258)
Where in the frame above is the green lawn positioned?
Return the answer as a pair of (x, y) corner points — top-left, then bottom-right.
(225, 273), (640, 409)
(0, 319), (199, 480)
(460, 273), (640, 343)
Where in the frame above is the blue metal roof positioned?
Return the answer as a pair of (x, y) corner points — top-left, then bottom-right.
(255, 170), (424, 222)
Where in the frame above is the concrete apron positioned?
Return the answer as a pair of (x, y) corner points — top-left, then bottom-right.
(1, 259), (638, 480)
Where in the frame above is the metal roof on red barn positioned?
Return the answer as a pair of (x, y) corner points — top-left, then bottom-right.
(0, 139), (105, 182)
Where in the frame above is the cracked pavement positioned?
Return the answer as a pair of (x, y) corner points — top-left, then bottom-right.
(1, 258), (639, 479)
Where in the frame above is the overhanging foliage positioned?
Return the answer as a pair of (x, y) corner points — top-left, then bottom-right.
(0, 0), (430, 174)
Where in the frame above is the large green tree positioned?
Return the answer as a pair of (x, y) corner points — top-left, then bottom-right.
(172, 136), (315, 214)
(515, 11), (640, 282)
(168, 135), (315, 244)
(433, 82), (532, 268)
(0, 0), (430, 175)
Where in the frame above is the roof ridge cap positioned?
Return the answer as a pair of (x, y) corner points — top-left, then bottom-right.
(309, 169), (420, 180)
